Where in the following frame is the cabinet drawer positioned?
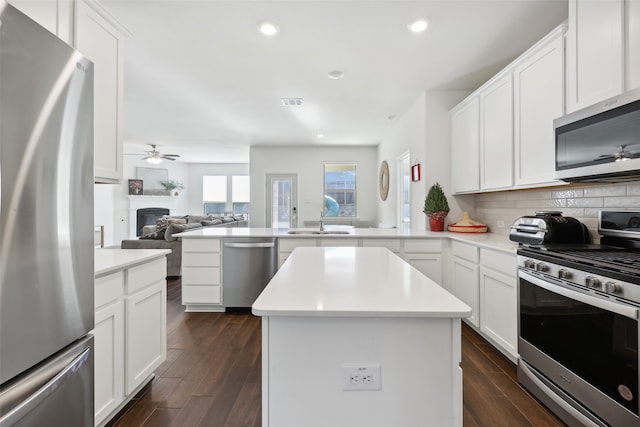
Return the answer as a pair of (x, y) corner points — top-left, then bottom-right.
(362, 239), (401, 253)
(404, 239), (442, 253)
(183, 239), (221, 253)
(182, 285), (221, 304)
(452, 241), (479, 263)
(319, 238), (359, 247)
(127, 258), (166, 294)
(95, 271), (124, 308)
(182, 266), (220, 285)
(278, 238), (317, 252)
(480, 249), (516, 277)
(183, 252), (220, 267)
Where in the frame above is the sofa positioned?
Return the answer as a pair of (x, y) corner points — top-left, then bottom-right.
(121, 214), (247, 278)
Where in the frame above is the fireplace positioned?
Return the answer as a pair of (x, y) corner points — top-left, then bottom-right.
(136, 208), (169, 237)
(128, 195), (178, 239)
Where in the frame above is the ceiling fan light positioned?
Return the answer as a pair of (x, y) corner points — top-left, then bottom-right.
(146, 156), (162, 164)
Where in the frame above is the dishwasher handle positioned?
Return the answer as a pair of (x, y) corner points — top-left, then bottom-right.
(224, 242), (275, 249)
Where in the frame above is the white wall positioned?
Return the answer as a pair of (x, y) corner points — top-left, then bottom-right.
(377, 90), (471, 231)
(250, 145), (378, 227)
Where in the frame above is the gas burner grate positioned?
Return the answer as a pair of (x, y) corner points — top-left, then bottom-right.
(562, 250), (640, 268)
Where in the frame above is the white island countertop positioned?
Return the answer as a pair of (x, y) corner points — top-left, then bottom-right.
(95, 248), (171, 277)
(252, 246), (472, 318)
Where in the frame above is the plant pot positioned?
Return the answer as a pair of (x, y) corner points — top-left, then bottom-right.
(429, 216), (445, 232)
(426, 211), (448, 232)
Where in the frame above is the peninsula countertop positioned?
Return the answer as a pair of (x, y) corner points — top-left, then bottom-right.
(252, 246), (472, 318)
(175, 227), (518, 254)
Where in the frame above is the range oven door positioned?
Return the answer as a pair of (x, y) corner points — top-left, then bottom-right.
(518, 270), (639, 427)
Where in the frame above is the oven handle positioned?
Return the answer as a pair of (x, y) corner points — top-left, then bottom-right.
(518, 361), (602, 427)
(520, 271), (639, 320)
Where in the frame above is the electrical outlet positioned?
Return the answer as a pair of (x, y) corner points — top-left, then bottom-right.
(341, 364), (381, 390)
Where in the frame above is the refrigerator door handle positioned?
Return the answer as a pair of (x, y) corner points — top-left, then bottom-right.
(0, 347), (91, 427)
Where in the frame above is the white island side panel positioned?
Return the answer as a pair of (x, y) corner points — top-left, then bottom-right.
(263, 315), (462, 427)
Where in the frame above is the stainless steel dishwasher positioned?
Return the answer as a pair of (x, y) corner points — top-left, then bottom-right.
(223, 237), (277, 309)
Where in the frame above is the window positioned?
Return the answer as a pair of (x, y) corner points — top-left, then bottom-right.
(399, 153), (411, 227)
(232, 176), (250, 216)
(203, 176), (227, 215)
(324, 163), (356, 217)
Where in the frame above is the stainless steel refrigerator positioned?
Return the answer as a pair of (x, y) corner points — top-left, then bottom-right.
(0, 2), (95, 425)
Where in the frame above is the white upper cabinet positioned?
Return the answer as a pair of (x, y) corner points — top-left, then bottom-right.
(566, 0), (625, 113)
(628, 0), (640, 91)
(451, 23), (567, 194)
(513, 26), (565, 187)
(8, 0), (73, 44)
(451, 96), (480, 193)
(479, 73), (513, 190)
(75, 0), (127, 183)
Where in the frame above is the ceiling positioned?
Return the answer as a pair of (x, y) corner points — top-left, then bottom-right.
(106, 0), (568, 164)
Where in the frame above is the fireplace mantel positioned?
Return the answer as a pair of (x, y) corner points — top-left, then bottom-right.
(128, 196), (178, 239)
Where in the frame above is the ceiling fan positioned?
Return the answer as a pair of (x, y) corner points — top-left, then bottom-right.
(142, 144), (180, 164)
(596, 144), (640, 162)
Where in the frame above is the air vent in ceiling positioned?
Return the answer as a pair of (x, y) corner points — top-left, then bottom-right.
(281, 98), (302, 106)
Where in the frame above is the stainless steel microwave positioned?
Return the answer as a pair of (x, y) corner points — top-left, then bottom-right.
(554, 88), (640, 182)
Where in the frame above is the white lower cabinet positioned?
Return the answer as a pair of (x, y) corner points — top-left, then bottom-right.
(94, 255), (167, 426)
(278, 238), (318, 267)
(402, 239), (442, 284)
(450, 241), (518, 361)
(181, 239), (222, 311)
(94, 298), (124, 425)
(479, 249), (517, 361)
(452, 255), (479, 328)
(126, 281), (166, 394)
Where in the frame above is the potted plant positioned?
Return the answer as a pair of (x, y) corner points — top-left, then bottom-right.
(423, 182), (449, 231)
(159, 179), (184, 196)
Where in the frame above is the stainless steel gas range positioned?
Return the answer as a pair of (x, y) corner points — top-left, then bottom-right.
(511, 211), (639, 427)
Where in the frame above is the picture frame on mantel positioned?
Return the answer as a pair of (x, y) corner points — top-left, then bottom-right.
(136, 167), (168, 195)
(128, 179), (143, 195)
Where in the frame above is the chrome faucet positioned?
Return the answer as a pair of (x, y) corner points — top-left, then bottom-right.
(319, 211), (325, 231)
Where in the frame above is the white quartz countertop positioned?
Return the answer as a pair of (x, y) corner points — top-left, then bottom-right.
(252, 246), (472, 318)
(174, 227), (519, 254)
(95, 248), (171, 277)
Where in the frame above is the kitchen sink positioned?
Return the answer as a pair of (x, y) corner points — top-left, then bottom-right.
(287, 229), (351, 235)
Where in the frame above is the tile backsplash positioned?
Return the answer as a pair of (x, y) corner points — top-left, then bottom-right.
(472, 182), (640, 243)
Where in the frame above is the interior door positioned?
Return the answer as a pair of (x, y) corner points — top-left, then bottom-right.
(266, 174), (298, 228)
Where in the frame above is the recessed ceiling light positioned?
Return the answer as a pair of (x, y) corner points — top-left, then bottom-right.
(408, 19), (429, 33)
(258, 20), (279, 36)
(328, 70), (344, 80)
(317, 133), (325, 138)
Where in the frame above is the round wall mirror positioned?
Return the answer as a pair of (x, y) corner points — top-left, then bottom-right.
(379, 160), (389, 201)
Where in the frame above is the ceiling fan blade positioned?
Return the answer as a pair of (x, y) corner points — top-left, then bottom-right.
(161, 154), (180, 158)
(141, 155), (153, 160)
(162, 156), (177, 161)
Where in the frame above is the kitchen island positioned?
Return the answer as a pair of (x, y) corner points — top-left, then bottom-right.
(252, 246), (471, 427)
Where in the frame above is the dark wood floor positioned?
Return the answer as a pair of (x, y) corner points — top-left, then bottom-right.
(112, 279), (565, 427)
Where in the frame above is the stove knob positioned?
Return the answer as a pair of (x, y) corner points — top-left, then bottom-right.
(606, 281), (622, 294)
(535, 262), (548, 272)
(524, 259), (536, 269)
(558, 269), (572, 280)
(585, 276), (601, 289)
